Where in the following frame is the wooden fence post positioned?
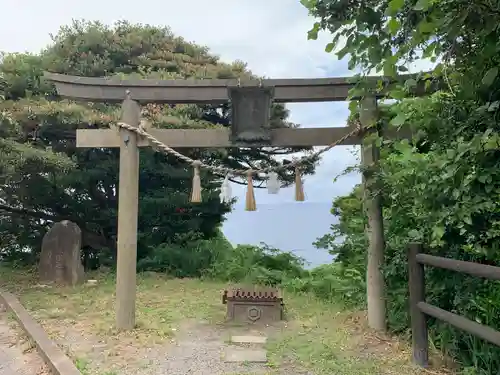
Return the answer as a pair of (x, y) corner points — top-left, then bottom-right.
(408, 242), (429, 367)
(116, 92), (141, 330)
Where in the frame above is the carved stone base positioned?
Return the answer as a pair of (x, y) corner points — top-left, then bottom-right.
(222, 287), (284, 324)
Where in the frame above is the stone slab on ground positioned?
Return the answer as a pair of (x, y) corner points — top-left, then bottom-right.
(224, 347), (268, 363)
(0, 291), (81, 375)
(231, 335), (267, 344)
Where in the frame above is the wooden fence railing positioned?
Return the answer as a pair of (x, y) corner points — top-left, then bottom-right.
(407, 243), (500, 367)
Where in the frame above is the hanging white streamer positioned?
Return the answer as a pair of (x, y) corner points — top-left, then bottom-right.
(219, 174), (232, 203)
(267, 172), (280, 194)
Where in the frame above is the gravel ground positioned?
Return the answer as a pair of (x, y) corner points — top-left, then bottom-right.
(49, 319), (308, 375)
(0, 310), (49, 375)
(143, 322), (272, 375)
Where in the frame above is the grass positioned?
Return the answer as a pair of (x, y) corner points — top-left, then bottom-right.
(0, 267), (452, 375)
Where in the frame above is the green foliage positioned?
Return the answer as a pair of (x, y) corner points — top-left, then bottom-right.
(282, 263), (365, 307)
(303, 0), (500, 373)
(208, 242), (307, 285)
(302, 0), (500, 86)
(136, 229), (233, 277)
(316, 94), (500, 374)
(162, 235), (365, 310)
(184, 236), (366, 309)
(0, 20), (317, 269)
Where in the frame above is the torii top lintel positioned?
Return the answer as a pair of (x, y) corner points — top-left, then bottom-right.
(43, 72), (433, 104)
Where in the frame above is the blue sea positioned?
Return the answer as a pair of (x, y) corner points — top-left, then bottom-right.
(221, 202), (336, 268)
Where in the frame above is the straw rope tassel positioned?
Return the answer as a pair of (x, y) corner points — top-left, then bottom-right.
(190, 160), (202, 203)
(295, 166), (305, 202)
(245, 170), (257, 211)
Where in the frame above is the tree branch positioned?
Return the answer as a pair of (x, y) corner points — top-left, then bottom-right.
(0, 203), (107, 249)
(0, 203), (58, 222)
(228, 177), (267, 188)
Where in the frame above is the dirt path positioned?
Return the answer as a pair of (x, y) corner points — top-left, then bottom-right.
(49, 319), (295, 375)
(2, 312), (287, 375)
(0, 311), (49, 375)
(143, 322), (274, 375)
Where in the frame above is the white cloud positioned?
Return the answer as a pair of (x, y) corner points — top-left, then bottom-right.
(0, 0), (336, 78)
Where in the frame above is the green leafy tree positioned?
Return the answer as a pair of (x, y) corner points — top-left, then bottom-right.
(304, 0), (500, 373)
(0, 20), (316, 270)
(301, 0), (500, 85)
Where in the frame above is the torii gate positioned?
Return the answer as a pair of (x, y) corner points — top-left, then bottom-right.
(45, 72), (417, 331)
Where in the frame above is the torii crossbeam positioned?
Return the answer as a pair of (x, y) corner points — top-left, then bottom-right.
(45, 71), (422, 331)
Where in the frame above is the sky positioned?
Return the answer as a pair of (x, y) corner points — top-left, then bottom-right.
(0, 0), (432, 207)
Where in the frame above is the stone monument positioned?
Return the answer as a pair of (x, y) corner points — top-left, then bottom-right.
(38, 220), (85, 286)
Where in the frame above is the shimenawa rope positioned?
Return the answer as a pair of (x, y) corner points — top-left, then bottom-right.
(116, 121), (367, 208)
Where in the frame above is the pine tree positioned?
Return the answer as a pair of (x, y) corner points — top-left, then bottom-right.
(0, 21), (315, 268)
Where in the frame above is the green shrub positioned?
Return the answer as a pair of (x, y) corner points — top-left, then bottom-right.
(315, 96), (500, 374)
(207, 242), (306, 285)
(282, 263), (365, 307)
(136, 229), (234, 277)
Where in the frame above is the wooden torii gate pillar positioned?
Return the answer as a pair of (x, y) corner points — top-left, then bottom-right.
(45, 72), (411, 331)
